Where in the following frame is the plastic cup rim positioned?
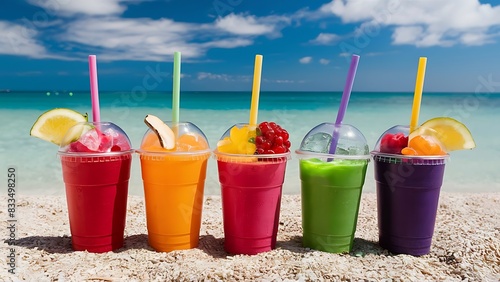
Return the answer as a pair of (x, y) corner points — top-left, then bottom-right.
(370, 151), (450, 160)
(213, 149), (291, 160)
(135, 148), (211, 156)
(58, 149), (135, 157)
(295, 149), (371, 160)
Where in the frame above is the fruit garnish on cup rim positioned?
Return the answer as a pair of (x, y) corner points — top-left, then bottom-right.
(30, 108), (88, 145)
(379, 117), (476, 156)
(402, 117), (475, 156)
(217, 121), (291, 155)
(379, 133), (408, 155)
(144, 114), (175, 149)
(255, 122), (291, 154)
(408, 117), (476, 152)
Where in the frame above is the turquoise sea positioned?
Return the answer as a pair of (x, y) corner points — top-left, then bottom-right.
(1, 91), (499, 195)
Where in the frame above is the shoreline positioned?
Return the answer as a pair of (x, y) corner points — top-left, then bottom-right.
(2, 192), (499, 281)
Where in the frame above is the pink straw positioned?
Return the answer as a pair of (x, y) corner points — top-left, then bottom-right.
(328, 54), (360, 155)
(88, 55), (100, 122)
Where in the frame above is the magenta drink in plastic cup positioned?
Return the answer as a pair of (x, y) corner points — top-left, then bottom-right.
(58, 122), (133, 253)
(372, 125), (448, 256)
(214, 123), (291, 255)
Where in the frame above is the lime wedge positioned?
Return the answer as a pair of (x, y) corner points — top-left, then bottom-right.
(409, 117), (476, 151)
(30, 108), (88, 145)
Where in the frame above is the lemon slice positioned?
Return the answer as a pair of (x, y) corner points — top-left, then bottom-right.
(409, 117), (476, 151)
(30, 108), (88, 145)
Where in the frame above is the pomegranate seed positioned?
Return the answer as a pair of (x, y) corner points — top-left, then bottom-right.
(255, 136), (265, 145)
(265, 130), (275, 140)
(274, 136), (284, 146)
(256, 148), (265, 154)
(284, 140), (291, 148)
(273, 146), (286, 154)
(262, 141), (271, 150)
(280, 130), (289, 140)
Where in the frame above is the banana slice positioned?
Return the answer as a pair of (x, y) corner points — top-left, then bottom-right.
(144, 114), (175, 149)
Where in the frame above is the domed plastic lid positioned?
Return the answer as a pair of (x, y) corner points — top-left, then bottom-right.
(296, 123), (369, 160)
(138, 121), (210, 157)
(59, 121), (132, 155)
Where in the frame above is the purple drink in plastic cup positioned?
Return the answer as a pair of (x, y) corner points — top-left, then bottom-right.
(372, 125), (448, 256)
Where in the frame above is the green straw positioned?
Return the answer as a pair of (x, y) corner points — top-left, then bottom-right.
(172, 51), (181, 123)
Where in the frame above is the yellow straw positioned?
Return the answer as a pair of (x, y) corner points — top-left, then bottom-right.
(249, 54), (263, 128)
(409, 57), (427, 133)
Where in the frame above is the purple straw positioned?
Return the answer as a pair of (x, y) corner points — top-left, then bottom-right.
(328, 54), (360, 155)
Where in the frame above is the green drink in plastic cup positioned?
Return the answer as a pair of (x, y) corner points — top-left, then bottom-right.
(296, 123), (370, 253)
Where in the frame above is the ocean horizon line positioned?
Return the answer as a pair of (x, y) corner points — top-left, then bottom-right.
(3, 89), (500, 95)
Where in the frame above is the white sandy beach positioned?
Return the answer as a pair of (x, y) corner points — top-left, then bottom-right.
(1, 192), (499, 281)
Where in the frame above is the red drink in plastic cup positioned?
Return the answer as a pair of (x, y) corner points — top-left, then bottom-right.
(215, 153), (289, 255)
(59, 122), (133, 253)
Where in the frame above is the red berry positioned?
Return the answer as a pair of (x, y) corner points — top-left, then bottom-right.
(255, 136), (265, 145)
(274, 136), (284, 146)
(255, 148), (265, 154)
(259, 122), (270, 134)
(284, 140), (291, 148)
(265, 130), (275, 140)
(273, 145), (286, 154)
(380, 133), (408, 154)
(280, 130), (289, 141)
(261, 141), (271, 150)
(255, 121), (291, 155)
(111, 145), (121, 152)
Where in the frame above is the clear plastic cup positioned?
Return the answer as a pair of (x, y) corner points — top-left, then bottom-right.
(214, 123), (291, 255)
(372, 125), (448, 256)
(296, 123), (370, 253)
(136, 121), (211, 252)
(58, 122), (133, 253)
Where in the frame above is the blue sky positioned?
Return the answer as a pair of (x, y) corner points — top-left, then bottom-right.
(1, 0), (500, 92)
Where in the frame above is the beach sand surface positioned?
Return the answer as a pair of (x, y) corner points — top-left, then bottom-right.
(1, 193), (499, 281)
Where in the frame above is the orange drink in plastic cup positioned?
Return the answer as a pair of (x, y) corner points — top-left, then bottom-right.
(137, 122), (210, 252)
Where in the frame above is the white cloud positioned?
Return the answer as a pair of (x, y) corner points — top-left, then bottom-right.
(319, 58), (330, 65)
(299, 56), (312, 64)
(0, 21), (48, 58)
(27, 0), (131, 16)
(216, 14), (273, 36)
(215, 13), (291, 37)
(197, 72), (250, 82)
(2, 7), (290, 62)
(317, 0), (500, 47)
(59, 17), (256, 62)
(310, 33), (340, 45)
(198, 72), (229, 80)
